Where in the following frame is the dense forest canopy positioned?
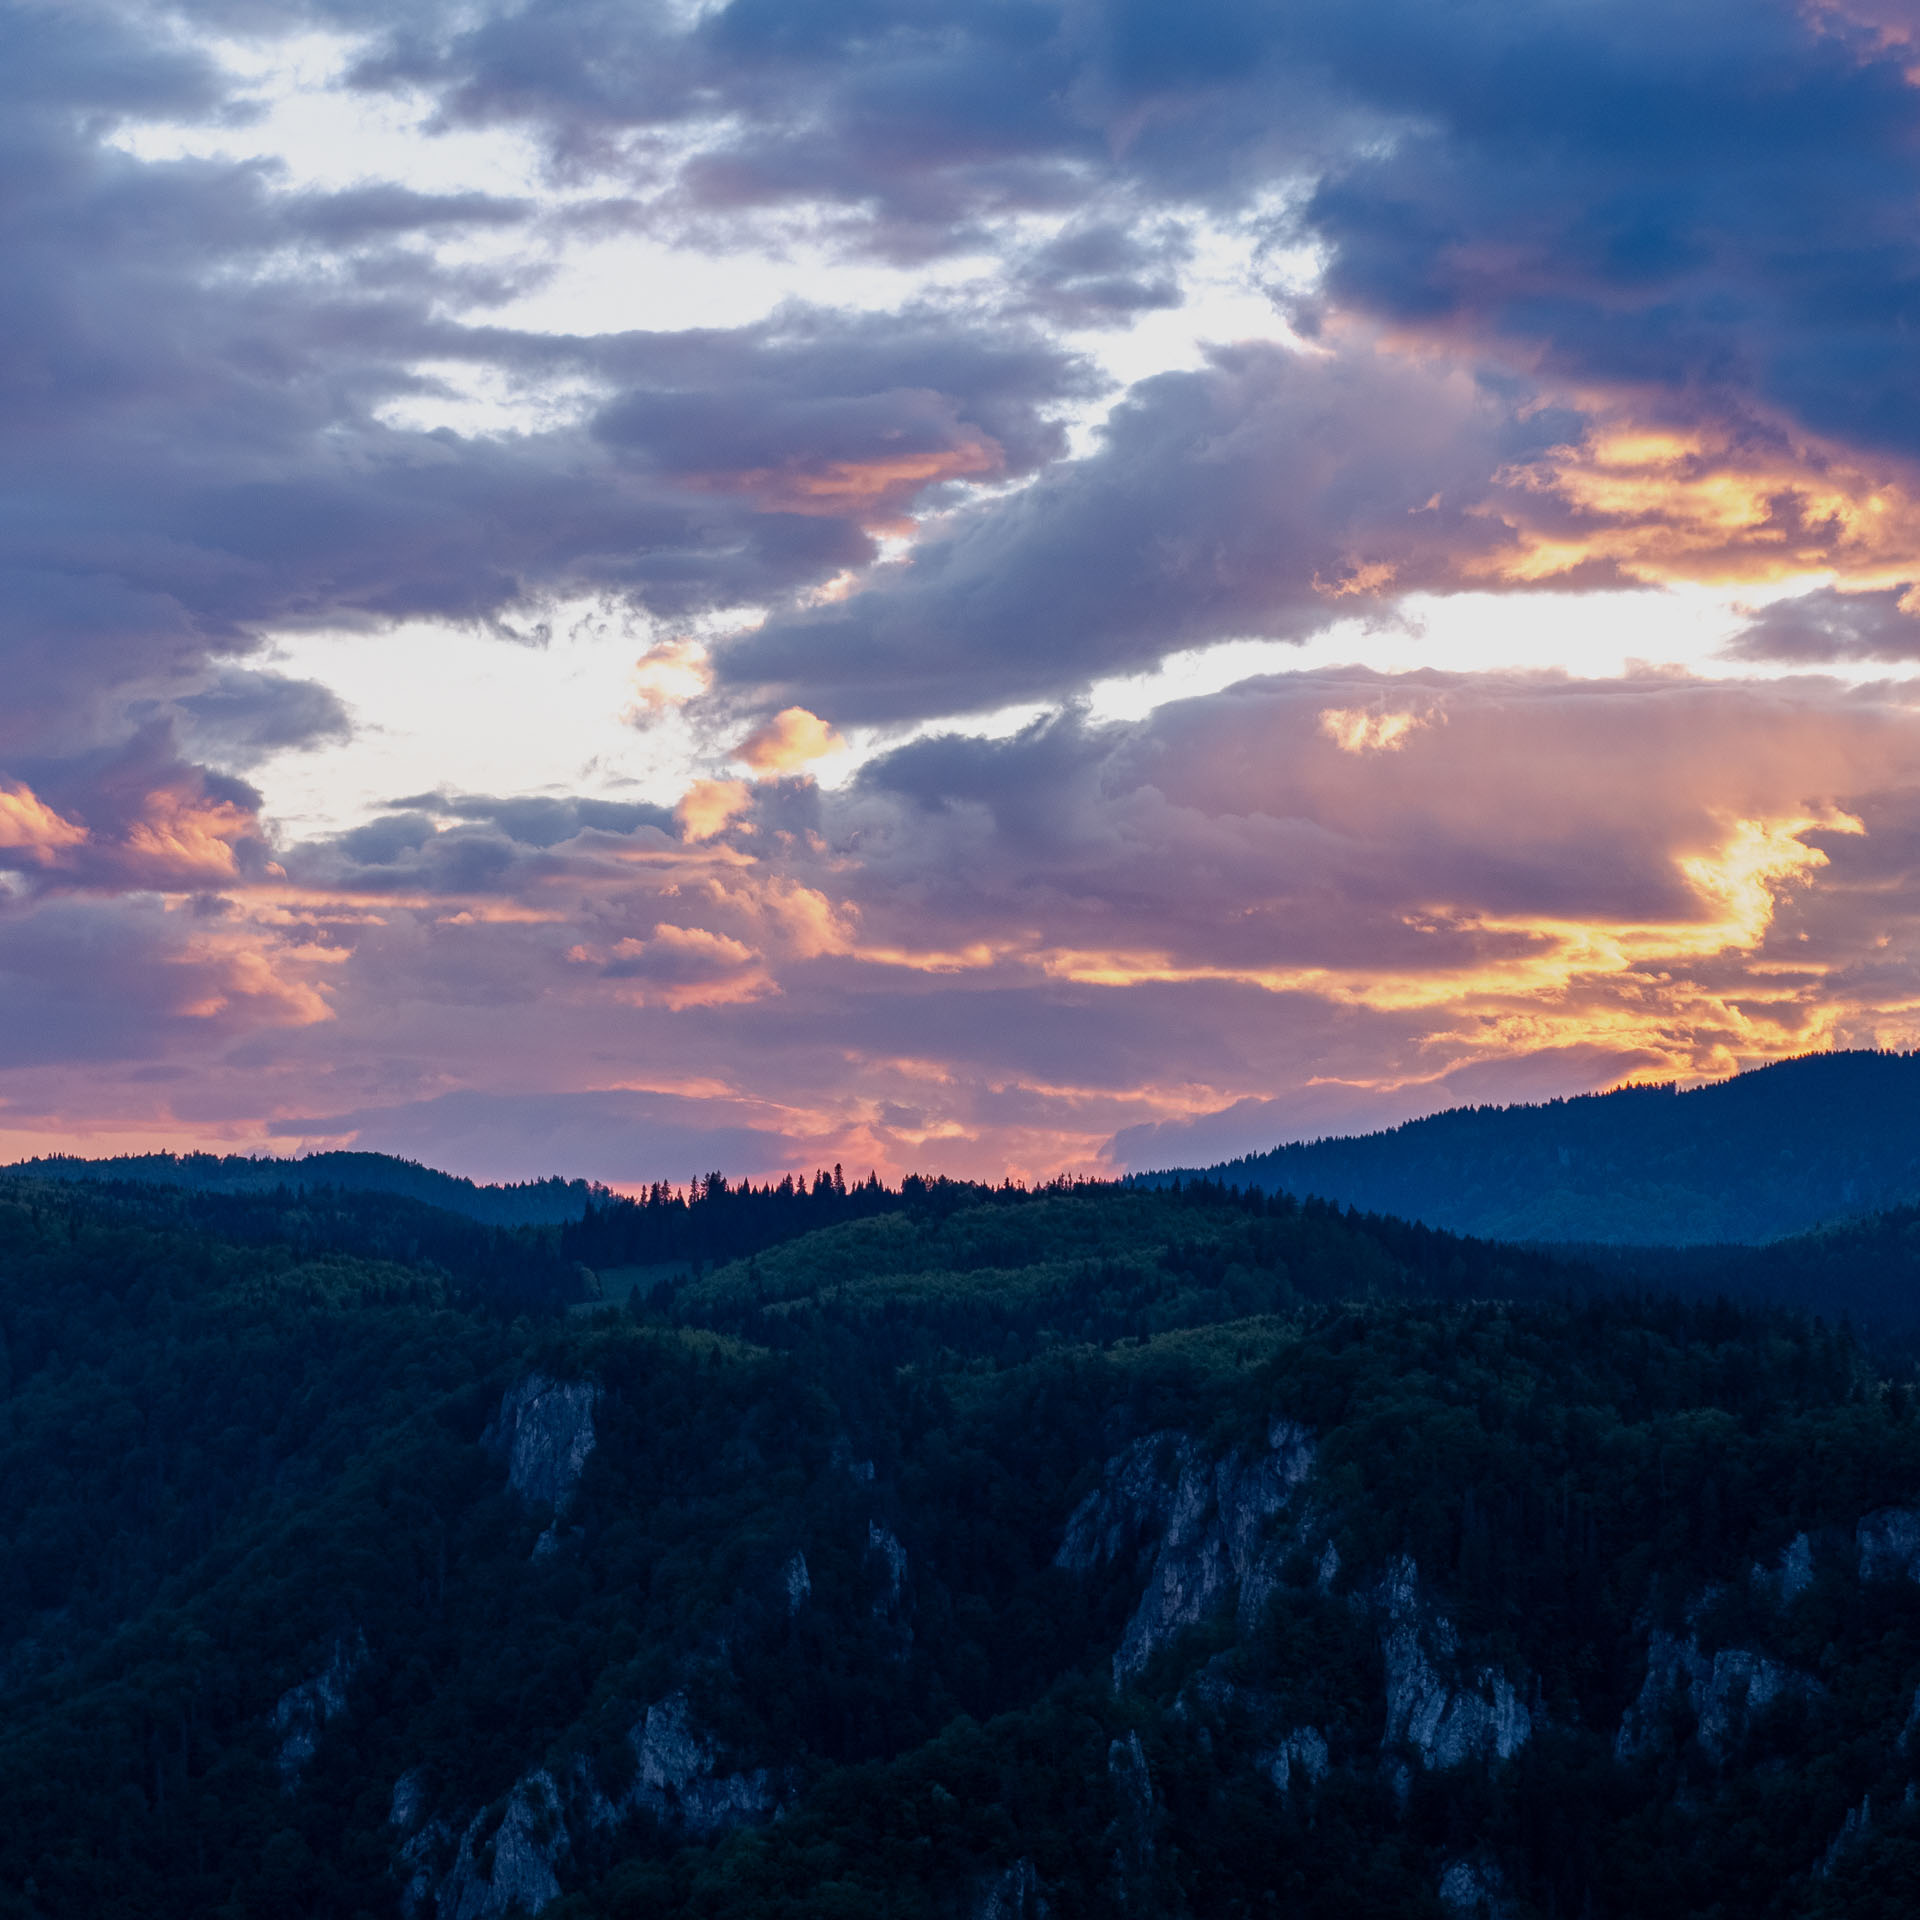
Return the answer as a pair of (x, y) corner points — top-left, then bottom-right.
(1146, 1050), (1920, 1245)
(2, 1163), (1919, 1917)
(8, 1153), (607, 1228)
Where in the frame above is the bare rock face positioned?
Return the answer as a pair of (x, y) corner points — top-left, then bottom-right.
(396, 1816), (453, 1920)
(437, 1771), (568, 1920)
(867, 1523), (910, 1621)
(390, 1768), (430, 1836)
(1263, 1724), (1330, 1793)
(781, 1550), (811, 1614)
(1615, 1628), (1820, 1763)
(1438, 1857), (1514, 1918)
(1814, 1793), (1874, 1879)
(1376, 1559), (1531, 1771)
(398, 1690), (776, 1917)
(1174, 1663), (1327, 1794)
(1058, 1419), (1316, 1681)
(1106, 1731), (1157, 1913)
(1858, 1508), (1920, 1583)
(271, 1631), (367, 1791)
(484, 1375), (600, 1513)
(1749, 1531), (1815, 1604)
(626, 1689), (777, 1836)
(1777, 1532), (1814, 1600)
(973, 1857), (1046, 1919)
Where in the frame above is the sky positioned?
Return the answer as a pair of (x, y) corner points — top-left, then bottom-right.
(9, 0), (1920, 1187)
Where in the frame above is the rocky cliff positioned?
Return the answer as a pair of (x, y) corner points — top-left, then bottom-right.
(1056, 1417), (1315, 1680)
(484, 1373), (600, 1512)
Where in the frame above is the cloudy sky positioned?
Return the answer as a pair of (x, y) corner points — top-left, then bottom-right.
(8, 0), (1920, 1185)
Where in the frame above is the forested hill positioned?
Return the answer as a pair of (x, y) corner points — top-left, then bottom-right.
(9, 1168), (1920, 1917)
(7, 1150), (605, 1226)
(1141, 1049), (1920, 1245)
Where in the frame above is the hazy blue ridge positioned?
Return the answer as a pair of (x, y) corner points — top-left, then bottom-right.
(5, 1149), (607, 1226)
(1136, 1049), (1920, 1245)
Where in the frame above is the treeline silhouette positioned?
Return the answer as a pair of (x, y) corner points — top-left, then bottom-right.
(11, 1149), (603, 1225)
(560, 1166), (1117, 1273)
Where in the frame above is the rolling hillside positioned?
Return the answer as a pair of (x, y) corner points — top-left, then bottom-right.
(1146, 1051), (1920, 1245)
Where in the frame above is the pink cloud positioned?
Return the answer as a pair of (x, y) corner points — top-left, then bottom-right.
(8, 666), (1920, 1185)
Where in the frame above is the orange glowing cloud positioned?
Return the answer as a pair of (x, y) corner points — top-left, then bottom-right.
(735, 707), (844, 774)
(121, 792), (259, 885)
(0, 781), (87, 865)
(675, 778), (753, 841)
(681, 437), (1002, 523)
(595, 925), (770, 1008)
(1478, 415), (1920, 589)
(628, 637), (712, 717)
(170, 935), (333, 1027)
(1318, 704), (1437, 754)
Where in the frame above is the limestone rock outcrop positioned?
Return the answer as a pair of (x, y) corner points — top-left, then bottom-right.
(1858, 1507), (1920, 1583)
(972, 1856), (1045, 1919)
(1615, 1627), (1821, 1763)
(1376, 1558), (1531, 1771)
(484, 1374), (600, 1512)
(397, 1687), (776, 1917)
(435, 1771), (569, 1920)
(1057, 1418), (1315, 1680)
(1438, 1856), (1514, 1918)
(623, 1689), (777, 1836)
(271, 1631), (367, 1791)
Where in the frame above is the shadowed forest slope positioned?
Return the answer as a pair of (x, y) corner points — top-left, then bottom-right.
(3, 1170), (1920, 1916)
(1146, 1051), (1920, 1245)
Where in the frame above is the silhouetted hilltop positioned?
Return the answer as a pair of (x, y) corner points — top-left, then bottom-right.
(1141, 1049), (1920, 1244)
(6, 1148), (604, 1226)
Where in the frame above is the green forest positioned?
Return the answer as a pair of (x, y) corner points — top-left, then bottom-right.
(2, 1166), (1920, 1918)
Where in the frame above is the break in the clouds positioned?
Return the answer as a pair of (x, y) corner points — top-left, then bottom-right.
(8, 0), (1920, 1180)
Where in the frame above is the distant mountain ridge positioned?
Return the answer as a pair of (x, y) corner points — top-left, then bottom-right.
(1140, 1050), (1920, 1245)
(6, 1149), (605, 1226)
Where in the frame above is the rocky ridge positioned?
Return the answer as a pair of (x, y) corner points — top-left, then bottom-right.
(1055, 1417), (1315, 1681)
(1376, 1556), (1532, 1775)
(394, 1687), (778, 1920)
(484, 1373), (600, 1513)
(271, 1631), (367, 1791)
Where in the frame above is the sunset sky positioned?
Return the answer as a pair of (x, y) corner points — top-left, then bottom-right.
(10, 0), (1920, 1185)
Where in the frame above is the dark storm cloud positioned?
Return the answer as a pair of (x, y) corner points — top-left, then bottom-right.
(163, 670), (354, 768)
(1727, 587), (1920, 664)
(332, 1), (1919, 369)
(1014, 217), (1189, 328)
(425, 792), (677, 847)
(19, 0), (1919, 777)
(587, 304), (1095, 515)
(340, 0), (1920, 471)
(285, 789), (677, 891)
(346, 0), (1380, 256)
(0, 0), (1097, 809)
(718, 339), (1556, 721)
(1293, 0), (1920, 458)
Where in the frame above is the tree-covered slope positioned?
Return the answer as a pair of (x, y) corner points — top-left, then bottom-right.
(4, 1172), (1920, 1918)
(1146, 1050), (1920, 1245)
(8, 1151), (605, 1227)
